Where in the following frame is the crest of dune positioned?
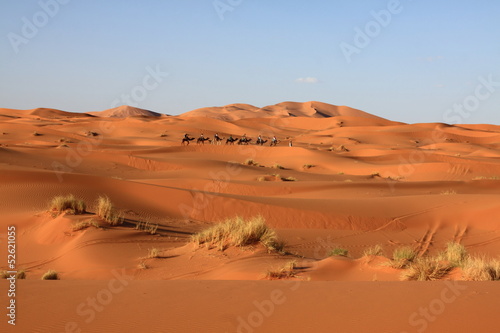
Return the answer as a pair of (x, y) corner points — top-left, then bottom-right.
(89, 105), (164, 118)
(180, 101), (388, 121)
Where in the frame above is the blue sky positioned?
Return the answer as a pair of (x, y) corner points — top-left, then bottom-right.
(1, 0), (499, 124)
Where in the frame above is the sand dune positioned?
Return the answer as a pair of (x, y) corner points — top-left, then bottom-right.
(1, 102), (499, 332)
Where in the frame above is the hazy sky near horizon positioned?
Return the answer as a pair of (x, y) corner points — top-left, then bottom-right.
(1, 0), (499, 124)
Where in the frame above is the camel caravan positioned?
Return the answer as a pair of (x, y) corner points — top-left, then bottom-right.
(181, 133), (281, 146)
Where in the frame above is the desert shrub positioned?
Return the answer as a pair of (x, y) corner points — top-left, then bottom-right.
(462, 257), (500, 281)
(135, 220), (159, 235)
(440, 242), (468, 267)
(303, 164), (315, 169)
(282, 176), (297, 181)
(96, 196), (123, 225)
(16, 270), (26, 279)
(0, 271), (9, 279)
(390, 246), (417, 269)
(41, 270), (58, 280)
(401, 257), (453, 281)
(243, 159), (259, 166)
(72, 219), (100, 231)
(363, 244), (384, 257)
(49, 195), (86, 216)
(192, 216), (284, 253)
(328, 247), (349, 257)
(266, 261), (297, 279)
(147, 248), (160, 258)
(272, 163), (285, 169)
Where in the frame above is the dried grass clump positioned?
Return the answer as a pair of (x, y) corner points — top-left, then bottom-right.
(462, 257), (500, 281)
(49, 195), (86, 216)
(389, 246), (418, 269)
(363, 244), (384, 257)
(192, 216), (284, 253)
(265, 261), (297, 279)
(41, 270), (58, 280)
(96, 196), (123, 225)
(401, 257), (453, 281)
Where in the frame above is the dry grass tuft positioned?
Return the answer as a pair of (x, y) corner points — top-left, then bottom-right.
(147, 248), (161, 258)
(439, 242), (468, 267)
(462, 257), (500, 281)
(72, 219), (100, 231)
(41, 270), (58, 280)
(328, 247), (349, 257)
(192, 216), (284, 253)
(96, 196), (123, 225)
(243, 159), (259, 166)
(49, 195), (86, 216)
(389, 246), (418, 269)
(363, 244), (384, 257)
(272, 163), (285, 169)
(401, 257), (453, 281)
(302, 164), (315, 169)
(135, 220), (159, 235)
(282, 176), (297, 182)
(265, 261), (297, 279)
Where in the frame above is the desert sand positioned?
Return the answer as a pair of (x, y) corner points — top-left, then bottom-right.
(1, 101), (499, 332)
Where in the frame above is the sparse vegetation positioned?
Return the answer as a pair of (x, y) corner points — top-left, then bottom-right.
(0, 270), (9, 279)
(243, 158), (259, 166)
(390, 246), (418, 269)
(462, 257), (500, 281)
(401, 257), (453, 281)
(370, 172), (381, 178)
(440, 190), (457, 195)
(96, 196), (123, 225)
(328, 247), (349, 257)
(72, 219), (100, 231)
(303, 164), (315, 169)
(41, 270), (58, 280)
(272, 163), (285, 169)
(32, 131), (42, 136)
(16, 270), (26, 279)
(49, 194), (86, 216)
(138, 261), (148, 269)
(135, 220), (159, 235)
(192, 216), (284, 253)
(363, 244), (384, 257)
(147, 248), (160, 258)
(266, 261), (297, 279)
(282, 176), (297, 182)
(85, 131), (98, 136)
(439, 242), (468, 267)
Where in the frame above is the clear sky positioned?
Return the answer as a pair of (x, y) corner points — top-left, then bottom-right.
(1, 0), (499, 124)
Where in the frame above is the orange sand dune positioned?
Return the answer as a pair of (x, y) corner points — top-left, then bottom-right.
(1, 102), (499, 332)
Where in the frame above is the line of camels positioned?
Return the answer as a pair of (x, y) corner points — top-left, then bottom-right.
(181, 135), (280, 146)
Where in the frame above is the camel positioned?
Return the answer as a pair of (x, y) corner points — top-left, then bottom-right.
(238, 137), (252, 145)
(181, 137), (195, 145)
(256, 138), (268, 146)
(212, 136), (225, 145)
(197, 137), (211, 145)
(226, 137), (238, 145)
(270, 139), (280, 147)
